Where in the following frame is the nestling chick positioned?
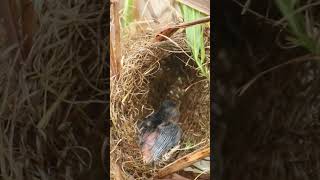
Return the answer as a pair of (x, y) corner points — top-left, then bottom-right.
(137, 100), (182, 164)
(137, 100), (179, 144)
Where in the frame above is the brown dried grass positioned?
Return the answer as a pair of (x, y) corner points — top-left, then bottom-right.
(110, 32), (210, 179)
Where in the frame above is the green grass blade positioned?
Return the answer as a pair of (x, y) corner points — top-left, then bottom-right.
(275, 0), (320, 54)
(180, 4), (209, 78)
(122, 0), (135, 27)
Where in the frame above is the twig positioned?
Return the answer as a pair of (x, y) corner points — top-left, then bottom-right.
(156, 147), (210, 178)
(241, 0), (252, 15)
(112, 0), (122, 77)
(155, 16), (210, 42)
(237, 54), (320, 95)
(232, 0), (277, 25)
(110, 39), (117, 77)
(175, 16), (210, 29)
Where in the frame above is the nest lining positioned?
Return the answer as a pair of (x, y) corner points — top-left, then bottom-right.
(110, 33), (210, 179)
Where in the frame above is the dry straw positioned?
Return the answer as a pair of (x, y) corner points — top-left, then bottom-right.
(110, 31), (210, 179)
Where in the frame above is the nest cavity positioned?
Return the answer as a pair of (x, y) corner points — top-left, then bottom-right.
(110, 33), (210, 179)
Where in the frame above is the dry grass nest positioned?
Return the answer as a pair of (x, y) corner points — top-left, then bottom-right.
(110, 32), (210, 179)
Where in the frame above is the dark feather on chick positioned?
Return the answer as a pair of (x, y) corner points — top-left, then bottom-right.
(138, 100), (180, 144)
(137, 100), (182, 164)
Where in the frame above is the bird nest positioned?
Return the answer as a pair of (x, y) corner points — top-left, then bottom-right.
(110, 32), (210, 179)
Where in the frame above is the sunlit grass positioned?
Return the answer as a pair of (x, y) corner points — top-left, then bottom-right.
(180, 4), (209, 79)
(122, 0), (135, 27)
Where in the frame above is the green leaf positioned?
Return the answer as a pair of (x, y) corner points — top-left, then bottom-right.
(122, 0), (135, 27)
(180, 4), (209, 78)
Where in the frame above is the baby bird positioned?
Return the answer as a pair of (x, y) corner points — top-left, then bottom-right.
(137, 100), (182, 164)
(138, 100), (180, 137)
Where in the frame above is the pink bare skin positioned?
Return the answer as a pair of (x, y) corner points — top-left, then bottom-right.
(141, 130), (159, 163)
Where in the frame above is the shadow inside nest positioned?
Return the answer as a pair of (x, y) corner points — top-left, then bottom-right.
(143, 53), (210, 166)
